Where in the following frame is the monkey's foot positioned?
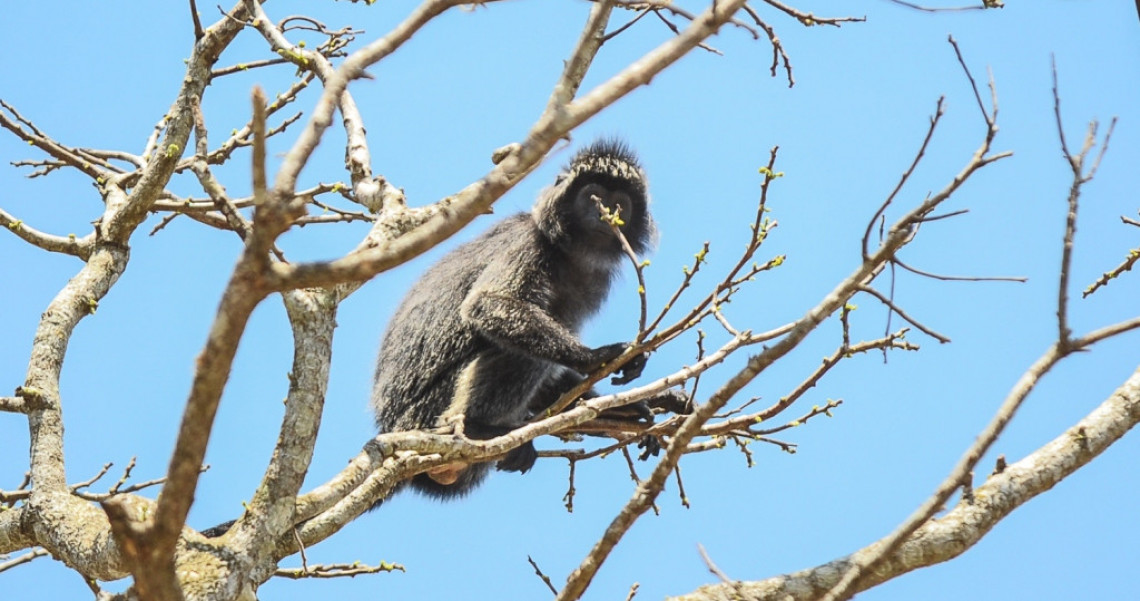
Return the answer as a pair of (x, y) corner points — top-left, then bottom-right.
(637, 434), (664, 460)
(496, 441), (537, 474)
(599, 399), (653, 422)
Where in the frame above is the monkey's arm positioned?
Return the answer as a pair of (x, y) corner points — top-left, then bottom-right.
(460, 287), (621, 373)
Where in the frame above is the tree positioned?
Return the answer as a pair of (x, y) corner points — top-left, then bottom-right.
(1, 1), (1137, 600)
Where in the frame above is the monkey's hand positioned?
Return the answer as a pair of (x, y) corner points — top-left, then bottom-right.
(497, 441), (537, 474)
(582, 343), (648, 385)
(610, 351), (647, 385)
(581, 342), (627, 373)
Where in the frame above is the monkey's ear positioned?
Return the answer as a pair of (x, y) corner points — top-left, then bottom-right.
(533, 173), (578, 245)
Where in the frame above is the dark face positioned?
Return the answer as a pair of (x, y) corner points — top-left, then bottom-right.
(570, 182), (637, 250)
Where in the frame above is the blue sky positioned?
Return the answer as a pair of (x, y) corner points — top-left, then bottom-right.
(2, 1), (1138, 600)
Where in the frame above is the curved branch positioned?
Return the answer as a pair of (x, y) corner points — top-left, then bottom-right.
(0, 207), (94, 260)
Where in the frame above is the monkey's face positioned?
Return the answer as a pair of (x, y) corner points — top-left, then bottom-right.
(571, 182), (638, 250)
(533, 140), (653, 255)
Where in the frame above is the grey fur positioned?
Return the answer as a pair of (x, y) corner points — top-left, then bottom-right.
(371, 139), (659, 500)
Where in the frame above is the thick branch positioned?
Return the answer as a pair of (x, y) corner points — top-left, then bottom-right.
(147, 84), (291, 577)
(23, 247), (129, 494)
(101, 7), (244, 244)
(232, 291), (337, 557)
(673, 362), (1140, 601)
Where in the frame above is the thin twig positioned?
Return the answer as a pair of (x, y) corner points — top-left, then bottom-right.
(274, 561), (404, 578)
(0, 549), (49, 573)
(528, 556), (559, 595)
(893, 257), (1026, 283)
(884, 0), (996, 12)
(760, 0), (867, 26)
(70, 463), (112, 492)
(859, 286), (950, 342)
(1083, 247), (1140, 297)
(593, 196), (649, 335)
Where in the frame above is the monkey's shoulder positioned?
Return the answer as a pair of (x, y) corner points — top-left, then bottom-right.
(429, 213), (543, 273)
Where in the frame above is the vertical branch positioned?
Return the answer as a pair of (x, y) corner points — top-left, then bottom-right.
(131, 87), (284, 598)
(269, 0), (472, 200)
(25, 249), (130, 492)
(217, 89), (341, 546)
(1050, 59), (1116, 345)
(1052, 58), (1077, 345)
(188, 0), (204, 40)
(236, 290), (337, 546)
(251, 86), (268, 202)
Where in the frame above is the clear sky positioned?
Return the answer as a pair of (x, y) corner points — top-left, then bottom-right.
(2, 1), (1138, 600)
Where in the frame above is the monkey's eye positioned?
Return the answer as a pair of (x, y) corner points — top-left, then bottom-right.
(578, 184), (611, 211)
(608, 191), (633, 224)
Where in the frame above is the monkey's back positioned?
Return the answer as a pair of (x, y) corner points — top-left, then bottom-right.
(371, 214), (542, 433)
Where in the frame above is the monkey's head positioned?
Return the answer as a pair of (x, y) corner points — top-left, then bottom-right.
(534, 138), (655, 256)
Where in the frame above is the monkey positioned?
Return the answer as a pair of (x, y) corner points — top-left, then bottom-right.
(371, 138), (684, 500)
(198, 140), (683, 536)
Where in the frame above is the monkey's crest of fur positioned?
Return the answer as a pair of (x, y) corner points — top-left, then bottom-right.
(566, 138), (647, 195)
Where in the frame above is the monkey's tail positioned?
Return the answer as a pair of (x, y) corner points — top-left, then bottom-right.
(200, 519), (237, 538)
(406, 463), (490, 500)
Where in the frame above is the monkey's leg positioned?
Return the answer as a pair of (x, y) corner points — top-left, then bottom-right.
(452, 351), (550, 474)
(527, 366), (653, 422)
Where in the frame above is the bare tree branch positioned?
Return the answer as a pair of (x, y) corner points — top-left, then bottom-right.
(549, 0), (615, 109)
(883, 0), (998, 12)
(3, 3), (1129, 601)
(0, 208), (94, 260)
(0, 548), (49, 573)
(673, 360), (1140, 601)
(266, 0), (756, 292)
